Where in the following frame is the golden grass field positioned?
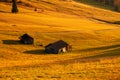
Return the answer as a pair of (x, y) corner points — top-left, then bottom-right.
(0, 0), (120, 80)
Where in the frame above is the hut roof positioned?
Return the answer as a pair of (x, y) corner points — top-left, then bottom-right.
(45, 40), (68, 49)
(20, 34), (33, 39)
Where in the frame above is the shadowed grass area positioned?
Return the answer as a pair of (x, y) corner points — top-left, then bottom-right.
(92, 18), (120, 25)
(56, 44), (120, 64)
(2, 40), (20, 45)
(102, 48), (120, 56)
(0, 10), (9, 13)
(75, 44), (120, 52)
(82, 47), (120, 59)
(24, 49), (46, 55)
(75, 0), (114, 10)
(113, 21), (120, 25)
(56, 48), (120, 64)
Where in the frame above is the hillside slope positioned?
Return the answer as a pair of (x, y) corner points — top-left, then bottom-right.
(0, 0), (120, 80)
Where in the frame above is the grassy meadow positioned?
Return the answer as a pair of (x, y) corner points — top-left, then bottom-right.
(0, 0), (120, 80)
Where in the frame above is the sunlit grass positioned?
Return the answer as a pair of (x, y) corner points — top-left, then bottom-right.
(0, 0), (120, 80)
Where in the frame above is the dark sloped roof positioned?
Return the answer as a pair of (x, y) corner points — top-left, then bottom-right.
(21, 33), (33, 39)
(45, 40), (69, 49)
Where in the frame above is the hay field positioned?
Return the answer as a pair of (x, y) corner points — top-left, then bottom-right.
(0, 0), (120, 80)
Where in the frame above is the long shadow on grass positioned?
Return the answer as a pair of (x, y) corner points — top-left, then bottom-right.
(24, 49), (46, 55)
(55, 45), (120, 64)
(0, 10), (10, 13)
(91, 18), (120, 25)
(80, 47), (120, 59)
(2, 40), (20, 45)
(100, 48), (120, 57)
(75, 44), (120, 52)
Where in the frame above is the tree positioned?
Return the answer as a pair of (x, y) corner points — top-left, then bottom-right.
(11, 0), (18, 13)
(114, 0), (120, 12)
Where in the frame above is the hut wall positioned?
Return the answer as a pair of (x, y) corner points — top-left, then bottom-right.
(45, 48), (58, 54)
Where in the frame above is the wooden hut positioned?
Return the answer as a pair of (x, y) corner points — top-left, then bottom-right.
(19, 33), (34, 44)
(45, 40), (72, 54)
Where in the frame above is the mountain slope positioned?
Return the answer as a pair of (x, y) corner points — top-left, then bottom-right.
(0, 0), (120, 80)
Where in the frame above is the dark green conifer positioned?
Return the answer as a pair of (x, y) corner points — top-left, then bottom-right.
(12, 0), (18, 13)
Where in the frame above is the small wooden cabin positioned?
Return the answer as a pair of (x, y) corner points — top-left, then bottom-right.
(45, 40), (72, 54)
(19, 34), (34, 44)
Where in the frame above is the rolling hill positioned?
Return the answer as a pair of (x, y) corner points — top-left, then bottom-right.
(0, 0), (120, 80)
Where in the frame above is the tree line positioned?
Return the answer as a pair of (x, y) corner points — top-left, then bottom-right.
(94, 0), (120, 12)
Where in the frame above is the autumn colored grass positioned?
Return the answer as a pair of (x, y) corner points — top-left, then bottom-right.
(0, 0), (120, 80)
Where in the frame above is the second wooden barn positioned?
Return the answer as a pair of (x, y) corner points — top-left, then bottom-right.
(45, 40), (72, 54)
